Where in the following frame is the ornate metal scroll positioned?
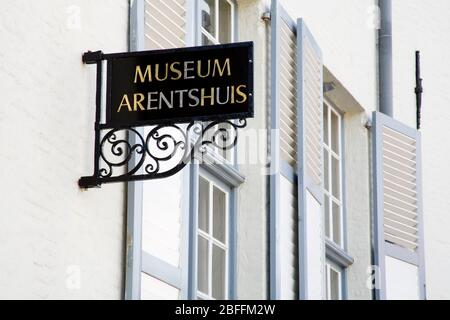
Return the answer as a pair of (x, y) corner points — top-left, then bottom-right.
(79, 119), (247, 188)
(79, 51), (248, 188)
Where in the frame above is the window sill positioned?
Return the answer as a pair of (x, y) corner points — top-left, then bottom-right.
(325, 239), (354, 268)
(194, 148), (245, 187)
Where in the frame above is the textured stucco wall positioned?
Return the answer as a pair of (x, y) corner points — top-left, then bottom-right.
(391, 0), (450, 299)
(236, 0), (270, 299)
(0, 0), (129, 299)
(342, 111), (372, 300)
(280, 0), (378, 114)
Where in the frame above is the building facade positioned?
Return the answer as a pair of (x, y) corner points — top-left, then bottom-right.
(0, 0), (449, 299)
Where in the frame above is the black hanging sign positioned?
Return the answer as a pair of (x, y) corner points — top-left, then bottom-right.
(106, 42), (253, 127)
(79, 42), (253, 188)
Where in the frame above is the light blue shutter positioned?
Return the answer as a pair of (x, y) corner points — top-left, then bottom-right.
(125, 0), (190, 300)
(270, 0), (324, 300)
(269, 0), (299, 300)
(296, 19), (325, 300)
(372, 111), (425, 300)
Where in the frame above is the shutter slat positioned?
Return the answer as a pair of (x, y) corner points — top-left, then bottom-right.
(144, 0), (186, 50)
(297, 17), (325, 300)
(372, 111), (425, 299)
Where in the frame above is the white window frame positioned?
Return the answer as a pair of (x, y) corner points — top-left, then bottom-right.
(200, 0), (235, 45)
(198, 0), (237, 164)
(323, 100), (345, 248)
(325, 261), (343, 300)
(197, 171), (230, 300)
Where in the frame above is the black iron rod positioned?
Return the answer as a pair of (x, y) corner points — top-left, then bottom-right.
(415, 51), (423, 130)
(93, 60), (103, 178)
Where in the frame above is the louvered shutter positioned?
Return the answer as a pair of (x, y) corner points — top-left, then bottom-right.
(270, 1), (324, 300)
(296, 19), (325, 300)
(126, 0), (189, 300)
(269, 0), (299, 299)
(372, 111), (425, 300)
(144, 0), (187, 49)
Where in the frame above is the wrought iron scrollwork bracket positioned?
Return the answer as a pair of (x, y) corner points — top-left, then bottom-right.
(79, 51), (248, 188)
(79, 119), (247, 188)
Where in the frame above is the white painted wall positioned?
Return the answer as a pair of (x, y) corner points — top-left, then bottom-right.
(391, 0), (450, 300)
(0, 0), (129, 299)
(280, 0), (378, 114)
(236, 0), (269, 299)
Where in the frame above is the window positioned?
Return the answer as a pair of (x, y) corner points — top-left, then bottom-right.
(200, 0), (236, 163)
(200, 0), (234, 45)
(323, 100), (351, 300)
(323, 101), (344, 247)
(197, 174), (229, 300)
(325, 262), (343, 300)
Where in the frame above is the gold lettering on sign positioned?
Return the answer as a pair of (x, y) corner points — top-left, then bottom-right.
(170, 62), (182, 80)
(155, 63), (169, 81)
(188, 89), (200, 107)
(117, 56), (249, 115)
(235, 85), (248, 103)
(133, 93), (146, 111)
(117, 94), (132, 112)
(134, 65), (152, 83)
(212, 58), (231, 77)
(200, 87), (215, 106)
(197, 60), (211, 78)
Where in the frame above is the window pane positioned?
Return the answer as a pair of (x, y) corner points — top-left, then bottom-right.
(202, 0), (216, 37)
(324, 148), (329, 192)
(325, 195), (330, 239)
(213, 186), (226, 243)
(219, 0), (232, 43)
(197, 236), (209, 294)
(331, 156), (340, 199)
(202, 33), (216, 46)
(330, 111), (339, 154)
(332, 201), (341, 246)
(323, 104), (329, 146)
(212, 244), (226, 299)
(199, 177), (210, 233)
(330, 268), (341, 300)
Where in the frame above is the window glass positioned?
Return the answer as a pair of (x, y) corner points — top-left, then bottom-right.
(324, 194), (330, 239)
(331, 110), (340, 154)
(202, 0), (216, 37)
(329, 267), (341, 300)
(201, 0), (233, 46)
(197, 174), (229, 300)
(331, 156), (340, 200)
(332, 201), (341, 246)
(323, 104), (329, 145)
(197, 235), (209, 294)
(212, 245), (226, 299)
(323, 102), (344, 248)
(219, 0), (232, 43)
(213, 186), (226, 243)
(202, 34), (216, 46)
(199, 177), (210, 233)
(326, 263), (342, 300)
(324, 148), (329, 191)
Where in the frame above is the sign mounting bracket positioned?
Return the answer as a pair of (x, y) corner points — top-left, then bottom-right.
(79, 43), (253, 189)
